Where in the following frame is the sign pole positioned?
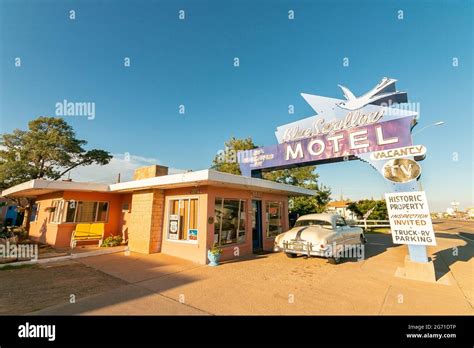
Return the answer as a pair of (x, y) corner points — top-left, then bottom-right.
(407, 245), (428, 262)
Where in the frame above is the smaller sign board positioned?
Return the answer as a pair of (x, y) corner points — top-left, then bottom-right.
(189, 229), (198, 241)
(385, 191), (436, 246)
(169, 214), (179, 240)
(370, 145), (426, 161)
(383, 158), (421, 183)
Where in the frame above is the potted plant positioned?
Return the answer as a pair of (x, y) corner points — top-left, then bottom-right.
(207, 243), (222, 266)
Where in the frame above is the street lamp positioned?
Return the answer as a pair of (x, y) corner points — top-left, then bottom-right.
(412, 121), (445, 135)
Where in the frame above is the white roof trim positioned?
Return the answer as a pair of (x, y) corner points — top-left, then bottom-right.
(110, 169), (315, 196)
(1, 180), (35, 197)
(1, 179), (110, 197)
(2, 170), (316, 197)
(208, 170), (315, 196)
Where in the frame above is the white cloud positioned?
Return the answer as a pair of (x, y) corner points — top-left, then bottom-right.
(65, 153), (186, 183)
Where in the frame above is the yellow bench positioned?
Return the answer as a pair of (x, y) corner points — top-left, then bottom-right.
(70, 223), (105, 248)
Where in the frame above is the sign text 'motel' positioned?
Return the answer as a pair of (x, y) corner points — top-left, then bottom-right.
(239, 116), (413, 176)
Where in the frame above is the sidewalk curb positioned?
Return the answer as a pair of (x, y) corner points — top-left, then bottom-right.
(0, 246), (127, 269)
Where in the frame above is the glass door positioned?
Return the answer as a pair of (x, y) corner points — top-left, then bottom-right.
(252, 200), (262, 251)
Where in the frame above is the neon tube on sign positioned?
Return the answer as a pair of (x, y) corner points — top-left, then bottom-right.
(239, 116), (413, 175)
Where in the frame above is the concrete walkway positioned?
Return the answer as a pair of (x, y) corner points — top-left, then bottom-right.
(0, 245), (126, 269)
(32, 230), (474, 315)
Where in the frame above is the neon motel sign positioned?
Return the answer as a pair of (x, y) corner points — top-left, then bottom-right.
(239, 115), (413, 175)
(239, 77), (419, 178)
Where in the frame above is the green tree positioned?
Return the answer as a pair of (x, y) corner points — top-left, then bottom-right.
(0, 116), (113, 230)
(211, 136), (331, 215)
(347, 199), (388, 220)
(263, 167), (331, 215)
(211, 136), (257, 175)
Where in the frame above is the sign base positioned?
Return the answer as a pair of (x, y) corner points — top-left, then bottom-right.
(394, 256), (449, 284)
(407, 244), (428, 262)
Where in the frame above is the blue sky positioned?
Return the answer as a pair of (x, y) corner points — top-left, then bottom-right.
(0, 0), (472, 211)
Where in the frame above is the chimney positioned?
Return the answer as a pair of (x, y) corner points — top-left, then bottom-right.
(133, 165), (168, 181)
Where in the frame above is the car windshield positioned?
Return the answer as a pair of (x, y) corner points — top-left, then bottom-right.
(294, 219), (332, 228)
(336, 217), (347, 227)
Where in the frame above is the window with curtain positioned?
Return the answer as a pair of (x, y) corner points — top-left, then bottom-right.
(167, 198), (198, 241)
(65, 200), (77, 222)
(96, 202), (109, 222)
(76, 201), (98, 223)
(50, 200), (64, 223)
(49, 200), (109, 223)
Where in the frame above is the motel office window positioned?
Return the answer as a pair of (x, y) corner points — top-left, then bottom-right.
(50, 200), (64, 223)
(266, 201), (283, 237)
(74, 201), (109, 223)
(49, 200), (109, 223)
(167, 198), (198, 242)
(214, 198), (246, 246)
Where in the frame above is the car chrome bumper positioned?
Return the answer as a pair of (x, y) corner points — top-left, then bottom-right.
(278, 240), (328, 257)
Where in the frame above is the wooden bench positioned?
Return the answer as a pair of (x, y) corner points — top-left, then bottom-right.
(70, 223), (105, 248)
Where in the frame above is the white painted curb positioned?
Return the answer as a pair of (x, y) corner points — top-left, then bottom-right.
(0, 246), (127, 269)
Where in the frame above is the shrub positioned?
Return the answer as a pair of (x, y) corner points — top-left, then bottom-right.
(101, 235), (123, 247)
(0, 227), (12, 239)
(0, 226), (27, 241)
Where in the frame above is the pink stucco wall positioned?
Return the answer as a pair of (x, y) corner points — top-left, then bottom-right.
(27, 184), (290, 264)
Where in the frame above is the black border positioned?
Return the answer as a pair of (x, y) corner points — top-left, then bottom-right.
(0, 315), (472, 346)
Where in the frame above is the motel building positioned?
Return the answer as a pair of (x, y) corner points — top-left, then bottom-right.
(326, 200), (356, 220)
(1, 165), (314, 264)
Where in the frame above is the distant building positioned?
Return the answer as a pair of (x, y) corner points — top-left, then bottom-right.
(465, 207), (474, 219)
(326, 200), (356, 220)
(446, 207), (456, 216)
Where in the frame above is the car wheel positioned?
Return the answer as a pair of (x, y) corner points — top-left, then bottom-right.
(285, 252), (297, 258)
(328, 256), (340, 264)
(360, 234), (367, 244)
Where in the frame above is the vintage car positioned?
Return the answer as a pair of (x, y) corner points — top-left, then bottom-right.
(273, 213), (367, 263)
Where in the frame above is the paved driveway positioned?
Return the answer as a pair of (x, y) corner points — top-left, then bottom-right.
(25, 227), (473, 315)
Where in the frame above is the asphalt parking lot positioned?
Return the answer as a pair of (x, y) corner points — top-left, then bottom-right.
(1, 220), (472, 315)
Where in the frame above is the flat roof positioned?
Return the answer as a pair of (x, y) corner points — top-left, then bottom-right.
(1, 179), (110, 198)
(110, 169), (316, 196)
(1, 170), (316, 198)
